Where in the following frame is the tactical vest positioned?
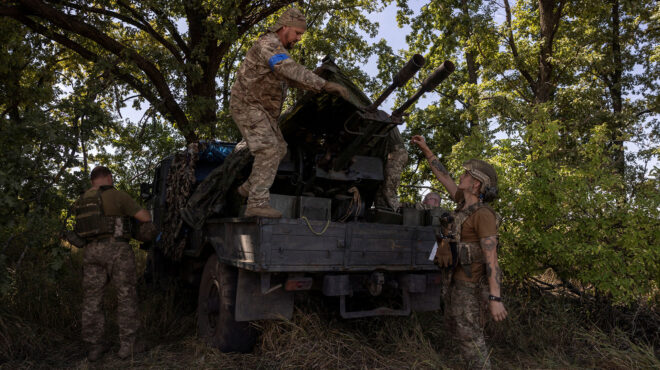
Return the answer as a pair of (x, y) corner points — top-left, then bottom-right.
(74, 187), (132, 241)
(449, 202), (501, 278)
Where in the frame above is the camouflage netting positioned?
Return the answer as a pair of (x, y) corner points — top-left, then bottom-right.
(180, 142), (253, 230)
(161, 143), (198, 261)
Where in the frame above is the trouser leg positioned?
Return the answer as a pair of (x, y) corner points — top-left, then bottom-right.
(246, 143), (287, 207)
(376, 145), (408, 210)
(232, 106), (287, 208)
(81, 244), (109, 345)
(111, 243), (139, 347)
(375, 128), (407, 210)
(447, 279), (491, 370)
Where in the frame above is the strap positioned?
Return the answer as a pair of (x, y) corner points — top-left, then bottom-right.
(451, 202), (501, 243)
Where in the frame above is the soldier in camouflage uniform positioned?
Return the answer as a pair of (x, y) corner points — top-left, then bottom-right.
(75, 166), (152, 361)
(374, 129), (408, 211)
(231, 7), (350, 218)
(411, 136), (507, 369)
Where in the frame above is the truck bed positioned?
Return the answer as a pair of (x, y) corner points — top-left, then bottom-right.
(198, 217), (438, 272)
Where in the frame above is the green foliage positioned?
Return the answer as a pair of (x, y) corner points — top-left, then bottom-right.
(398, 0), (659, 303)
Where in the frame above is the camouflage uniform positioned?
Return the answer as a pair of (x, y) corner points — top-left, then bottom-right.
(231, 31), (326, 208)
(447, 278), (491, 369)
(374, 128), (408, 210)
(78, 187), (142, 351)
(444, 204), (499, 370)
(82, 238), (139, 347)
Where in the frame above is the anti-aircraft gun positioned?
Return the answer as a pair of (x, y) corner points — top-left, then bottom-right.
(142, 55), (454, 353)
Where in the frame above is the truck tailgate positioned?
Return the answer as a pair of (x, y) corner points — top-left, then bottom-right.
(203, 217), (438, 272)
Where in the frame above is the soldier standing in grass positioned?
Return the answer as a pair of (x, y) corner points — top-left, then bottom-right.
(411, 135), (507, 369)
(230, 7), (349, 218)
(73, 166), (152, 361)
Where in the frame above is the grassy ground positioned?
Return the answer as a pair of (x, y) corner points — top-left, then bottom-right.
(1, 247), (658, 369)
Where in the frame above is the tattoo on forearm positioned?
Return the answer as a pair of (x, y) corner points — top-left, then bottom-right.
(430, 159), (449, 176)
(481, 236), (497, 251)
(486, 262), (503, 289)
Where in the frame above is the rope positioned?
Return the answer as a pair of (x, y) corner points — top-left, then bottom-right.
(301, 216), (331, 235)
(338, 186), (361, 222)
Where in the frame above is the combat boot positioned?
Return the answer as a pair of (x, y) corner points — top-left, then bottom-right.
(117, 339), (146, 360)
(87, 343), (107, 362)
(237, 183), (249, 198)
(245, 205), (282, 218)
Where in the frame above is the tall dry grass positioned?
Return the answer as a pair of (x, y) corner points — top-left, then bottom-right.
(1, 246), (658, 369)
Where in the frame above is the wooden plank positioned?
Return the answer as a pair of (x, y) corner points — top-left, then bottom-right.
(270, 223), (345, 238)
(270, 234), (343, 251)
(349, 251), (412, 265)
(350, 237), (413, 252)
(269, 250), (344, 266)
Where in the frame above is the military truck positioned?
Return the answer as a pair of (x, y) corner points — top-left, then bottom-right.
(142, 56), (455, 353)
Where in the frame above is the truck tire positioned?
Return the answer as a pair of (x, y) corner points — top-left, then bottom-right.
(197, 253), (257, 353)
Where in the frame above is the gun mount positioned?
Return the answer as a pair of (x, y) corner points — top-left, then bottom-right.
(273, 56), (455, 208)
(176, 55), (455, 229)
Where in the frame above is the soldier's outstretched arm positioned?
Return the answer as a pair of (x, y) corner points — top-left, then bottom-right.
(258, 38), (326, 93)
(410, 135), (458, 200)
(272, 59), (327, 92)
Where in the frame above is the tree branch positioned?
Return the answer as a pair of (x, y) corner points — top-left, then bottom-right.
(16, 0), (195, 141)
(503, 0), (536, 91)
(144, 2), (190, 58)
(12, 14), (173, 127)
(59, 0), (185, 64)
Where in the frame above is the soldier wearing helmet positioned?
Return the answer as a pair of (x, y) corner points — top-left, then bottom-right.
(411, 135), (506, 370)
(230, 7), (350, 218)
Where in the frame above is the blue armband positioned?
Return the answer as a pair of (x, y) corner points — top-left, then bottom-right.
(268, 53), (290, 71)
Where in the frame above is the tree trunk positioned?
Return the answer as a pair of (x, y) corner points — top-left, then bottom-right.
(607, 0), (625, 176)
(461, 0), (479, 128)
(536, 0), (563, 103)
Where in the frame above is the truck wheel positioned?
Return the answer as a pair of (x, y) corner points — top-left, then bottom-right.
(197, 254), (257, 353)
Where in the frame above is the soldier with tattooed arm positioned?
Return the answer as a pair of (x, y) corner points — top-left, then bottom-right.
(411, 135), (506, 369)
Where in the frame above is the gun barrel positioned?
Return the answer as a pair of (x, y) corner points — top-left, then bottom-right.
(421, 60), (455, 92)
(393, 54), (426, 87)
(367, 54), (425, 111)
(391, 61), (455, 117)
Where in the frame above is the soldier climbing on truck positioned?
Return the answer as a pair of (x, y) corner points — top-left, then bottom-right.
(142, 17), (456, 350)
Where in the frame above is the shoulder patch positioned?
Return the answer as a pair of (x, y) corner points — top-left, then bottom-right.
(268, 53), (289, 71)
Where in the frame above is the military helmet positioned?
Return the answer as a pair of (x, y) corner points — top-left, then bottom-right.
(268, 8), (307, 32)
(463, 159), (498, 200)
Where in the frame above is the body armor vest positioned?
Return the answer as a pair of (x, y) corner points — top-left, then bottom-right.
(437, 202), (501, 278)
(74, 187), (132, 240)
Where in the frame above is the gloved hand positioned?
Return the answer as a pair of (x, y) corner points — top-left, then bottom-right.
(323, 81), (350, 101)
(434, 239), (453, 268)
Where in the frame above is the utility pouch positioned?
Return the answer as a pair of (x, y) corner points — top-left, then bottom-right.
(458, 243), (473, 265)
(74, 191), (112, 239)
(64, 230), (87, 248)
